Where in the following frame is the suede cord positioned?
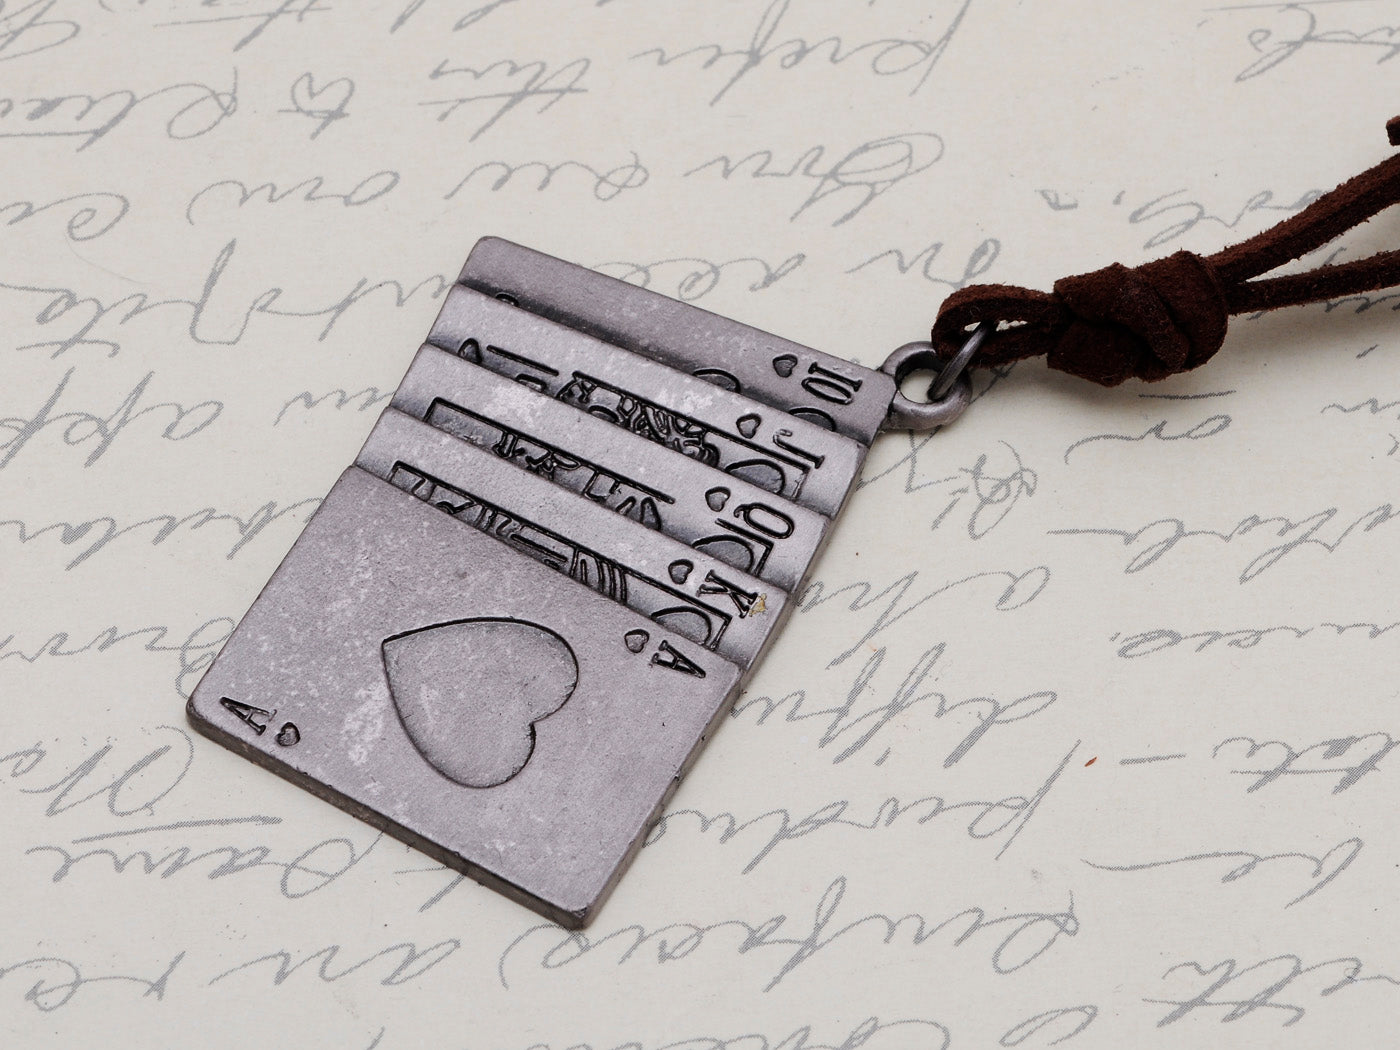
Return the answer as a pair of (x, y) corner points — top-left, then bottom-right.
(931, 118), (1400, 386)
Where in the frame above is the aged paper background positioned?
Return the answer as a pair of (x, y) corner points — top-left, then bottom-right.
(3, 1), (1399, 1046)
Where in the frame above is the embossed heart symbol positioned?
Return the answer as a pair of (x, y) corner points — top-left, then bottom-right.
(382, 619), (578, 788)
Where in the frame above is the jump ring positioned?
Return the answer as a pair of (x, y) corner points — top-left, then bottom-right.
(878, 322), (994, 432)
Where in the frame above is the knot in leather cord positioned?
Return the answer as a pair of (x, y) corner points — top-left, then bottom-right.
(932, 118), (1400, 386)
(1050, 250), (1227, 385)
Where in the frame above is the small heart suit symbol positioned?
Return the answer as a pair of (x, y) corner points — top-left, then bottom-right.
(383, 619), (578, 788)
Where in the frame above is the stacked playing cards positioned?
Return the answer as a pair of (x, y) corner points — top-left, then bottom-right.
(188, 238), (893, 926)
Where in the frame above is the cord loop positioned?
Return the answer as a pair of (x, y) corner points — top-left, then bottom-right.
(932, 118), (1400, 386)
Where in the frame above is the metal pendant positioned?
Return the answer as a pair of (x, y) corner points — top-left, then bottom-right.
(187, 237), (976, 927)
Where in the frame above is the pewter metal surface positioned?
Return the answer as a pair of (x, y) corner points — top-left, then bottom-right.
(424, 285), (865, 518)
(458, 237), (896, 445)
(190, 235), (878, 928)
(188, 467), (741, 929)
(355, 409), (790, 669)
(390, 345), (830, 593)
(879, 340), (974, 431)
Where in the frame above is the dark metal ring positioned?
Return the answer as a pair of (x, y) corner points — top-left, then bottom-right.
(879, 322), (992, 432)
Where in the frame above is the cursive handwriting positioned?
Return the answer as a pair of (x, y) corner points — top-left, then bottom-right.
(443, 152), (649, 202)
(2, 727), (194, 820)
(798, 566), (1051, 667)
(0, 496), (320, 569)
(0, 615), (234, 696)
(186, 171), (400, 223)
(1050, 503), (1400, 581)
(1063, 413), (1231, 464)
(1038, 189), (1079, 212)
(0, 190), (129, 241)
(0, 0), (79, 62)
(499, 875), (1079, 992)
(1219, 3), (1400, 82)
(594, 252), (805, 300)
(1086, 837), (1363, 907)
(1322, 394), (1400, 418)
(421, 55), (589, 139)
(0, 72), (237, 150)
(1150, 952), (1400, 1026)
(0, 951), (183, 1013)
(1, 238), (448, 358)
(685, 133), (943, 225)
(500, 1017), (955, 1050)
(1114, 619), (1400, 658)
(649, 744), (1080, 871)
(392, 0), (523, 33)
(632, 0), (972, 103)
(280, 71), (353, 137)
(209, 937), (460, 988)
(847, 237), (1001, 290)
(731, 644), (1058, 769)
(1127, 187), (1320, 250)
(0, 367), (222, 469)
(859, 440), (1039, 538)
(275, 386), (392, 425)
(1213, 732), (1396, 794)
(1000, 1007), (1098, 1047)
(156, 0), (329, 53)
(29, 827), (381, 901)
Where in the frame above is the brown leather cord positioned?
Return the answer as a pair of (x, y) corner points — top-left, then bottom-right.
(932, 119), (1400, 386)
